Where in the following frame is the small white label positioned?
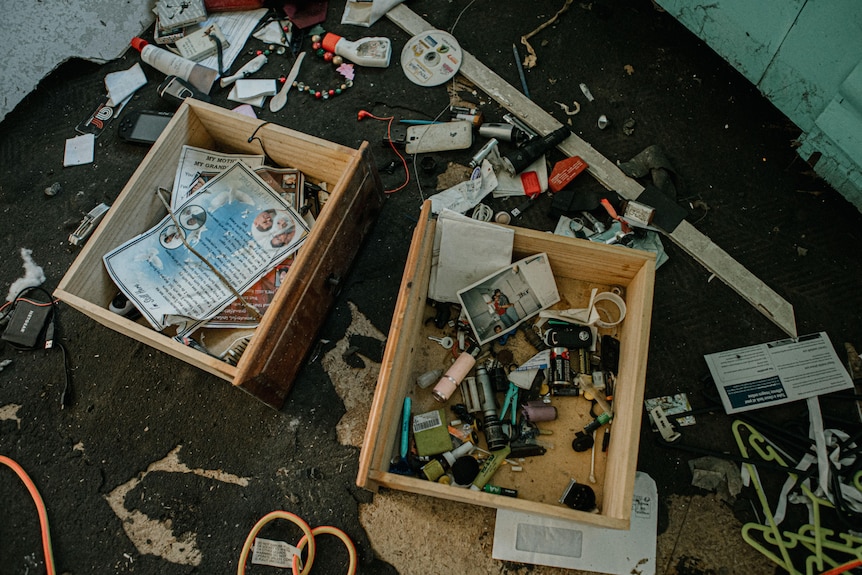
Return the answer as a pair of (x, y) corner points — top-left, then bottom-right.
(252, 538), (302, 569)
(413, 410), (443, 433)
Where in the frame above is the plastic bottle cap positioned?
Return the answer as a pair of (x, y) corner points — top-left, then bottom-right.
(321, 33), (342, 54)
(130, 37), (149, 52)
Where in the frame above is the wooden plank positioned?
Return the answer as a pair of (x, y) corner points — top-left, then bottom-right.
(386, 4), (797, 337)
(235, 141), (385, 407)
(357, 201), (436, 487)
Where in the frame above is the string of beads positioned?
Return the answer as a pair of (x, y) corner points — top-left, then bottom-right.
(289, 33), (354, 100)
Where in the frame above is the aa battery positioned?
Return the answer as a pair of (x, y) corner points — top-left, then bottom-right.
(549, 347), (571, 387)
(483, 484), (518, 497)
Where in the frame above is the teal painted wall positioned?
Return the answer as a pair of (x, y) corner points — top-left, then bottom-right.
(656, 0), (862, 211)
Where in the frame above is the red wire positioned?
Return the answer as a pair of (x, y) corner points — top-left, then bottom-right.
(358, 111), (410, 194)
(819, 560), (862, 575)
(0, 455), (57, 575)
(0, 297), (57, 315)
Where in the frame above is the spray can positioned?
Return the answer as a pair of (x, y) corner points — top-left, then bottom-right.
(131, 37), (218, 94)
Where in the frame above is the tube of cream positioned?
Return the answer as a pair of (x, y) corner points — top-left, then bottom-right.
(469, 444), (511, 491)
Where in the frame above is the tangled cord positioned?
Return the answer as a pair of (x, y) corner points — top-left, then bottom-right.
(237, 510), (356, 575)
(0, 286), (72, 408)
(357, 110), (410, 194)
(0, 456), (57, 575)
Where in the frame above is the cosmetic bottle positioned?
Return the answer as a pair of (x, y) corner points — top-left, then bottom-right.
(131, 37), (218, 94)
(432, 343), (480, 403)
(321, 32), (391, 67)
(420, 441), (475, 482)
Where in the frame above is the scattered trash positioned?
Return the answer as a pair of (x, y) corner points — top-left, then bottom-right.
(341, 0), (406, 27)
(0, 358), (12, 371)
(5, 248), (45, 302)
(220, 53), (268, 88)
(618, 144), (679, 200)
(688, 456), (743, 501)
(623, 117), (636, 136)
(796, 245), (808, 256)
(63, 133), (95, 167)
(519, 0), (574, 69)
(43, 182), (62, 197)
(512, 43), (530, 99)
(596, 114), (609, 130)
(325, 32), (391, 68)
(69, 203), (110, 247)
(131, 37), (218, 94)
(579, 83), (595, 102)
(554, 100), (580, 116)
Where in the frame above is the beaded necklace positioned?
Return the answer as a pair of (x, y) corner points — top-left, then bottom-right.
(288, 33), (355, 100)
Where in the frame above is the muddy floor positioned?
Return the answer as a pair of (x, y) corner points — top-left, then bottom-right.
(1, 1), (861, 574)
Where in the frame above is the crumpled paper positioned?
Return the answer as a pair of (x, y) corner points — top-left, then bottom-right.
(341, 0), (404, 27)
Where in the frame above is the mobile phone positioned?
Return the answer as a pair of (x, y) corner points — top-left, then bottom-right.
(158, 75), (212, 105)
(405, 121), (473, 154)
(117, 110), (174, 144)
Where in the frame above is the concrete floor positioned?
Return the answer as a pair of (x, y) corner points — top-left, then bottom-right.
(0, 0), (155, 123)
(1, 1), (861, 574)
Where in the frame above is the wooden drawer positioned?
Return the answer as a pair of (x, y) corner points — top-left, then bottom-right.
(55, 99), (384, 409)
(358, 201), (655, 528)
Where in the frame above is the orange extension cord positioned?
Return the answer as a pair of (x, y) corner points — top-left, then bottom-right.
(0, 455), (57, 575)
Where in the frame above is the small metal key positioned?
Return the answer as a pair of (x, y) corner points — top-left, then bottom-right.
(428, 336), (454, 349)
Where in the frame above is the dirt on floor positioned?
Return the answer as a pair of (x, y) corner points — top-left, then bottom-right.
(1, 1), (861, 574)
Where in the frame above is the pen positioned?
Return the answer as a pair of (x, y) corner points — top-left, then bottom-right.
(512, 44), (530, 99)
(399, 119), (443, 125)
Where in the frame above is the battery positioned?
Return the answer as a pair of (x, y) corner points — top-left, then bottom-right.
(549, 347), (571, 387)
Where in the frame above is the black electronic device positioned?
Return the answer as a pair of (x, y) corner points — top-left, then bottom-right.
(1, 299), (52, 349)
(117, 110), (174, 144)
(158, 75), (212, 105)
(543, 324), (593, 349)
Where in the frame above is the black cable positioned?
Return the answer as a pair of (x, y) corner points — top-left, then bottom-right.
(248, 122), (274, 163)
(2, 286), (72, 408)
(209, 33), (227, 76)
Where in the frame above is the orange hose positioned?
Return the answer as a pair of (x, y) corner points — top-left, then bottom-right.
(819, 559), (862, 575)
(0, 455), (56, 575)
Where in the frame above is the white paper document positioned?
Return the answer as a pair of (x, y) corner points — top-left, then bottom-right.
(493, 472), (658, 574)
(170, 145), (266, 210)
(104, 162), (308, 331)
(427, 209), (514, 304)
(705, 332), (854, 414)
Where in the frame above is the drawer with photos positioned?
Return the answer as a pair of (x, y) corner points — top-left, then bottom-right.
(56, 99), (384, 409)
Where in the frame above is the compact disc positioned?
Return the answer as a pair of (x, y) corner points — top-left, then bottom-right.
(400, 30), (463, 87)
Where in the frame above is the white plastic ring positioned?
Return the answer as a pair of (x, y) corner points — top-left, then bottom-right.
(592, 291), (627, 328)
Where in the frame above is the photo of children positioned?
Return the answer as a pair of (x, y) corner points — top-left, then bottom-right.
(251, 208), (299, 252)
